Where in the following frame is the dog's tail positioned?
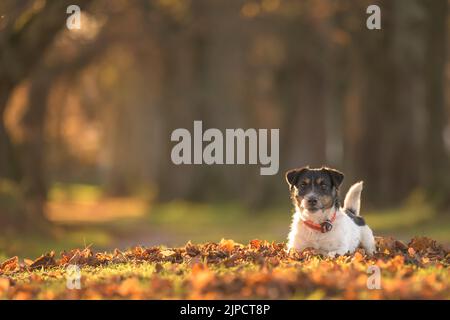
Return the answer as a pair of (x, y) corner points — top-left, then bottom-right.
(343, 181), (363, 216)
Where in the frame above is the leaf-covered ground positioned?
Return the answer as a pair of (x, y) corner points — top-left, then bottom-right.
(0, 237), (448, 299)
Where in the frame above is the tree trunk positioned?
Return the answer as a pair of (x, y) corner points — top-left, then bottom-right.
(0, 0), (93, 228)
(0, 80), (20, 181)
(18, 73), (51, 225)
(423, 0), (449, 208)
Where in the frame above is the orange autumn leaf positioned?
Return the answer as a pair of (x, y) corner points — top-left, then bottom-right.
(117, 278), (142, 297)
(0, 256), (19, 272)
(191, 265), (214, 291)
(191, 261), (208, 275)
(250, 239), (262, 249)
(13, 291), (33, 300)
(352, 251), (364, 263)
(0, 277), (10, 292)
(219, 238), (236, 253)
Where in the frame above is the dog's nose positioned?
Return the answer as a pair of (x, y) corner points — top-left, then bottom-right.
(307, 198), (318, 206)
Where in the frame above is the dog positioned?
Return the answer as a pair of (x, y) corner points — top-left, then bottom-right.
(285, 166), (376, 257)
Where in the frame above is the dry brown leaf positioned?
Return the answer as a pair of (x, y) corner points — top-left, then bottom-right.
(68, 250), (82, 265)
(187, 256), (203, 267)
(408, 237), (441, 253)
(185, 241), (201, 256)
(395, 240), (408, 251)
(160, 249), (176, 257)
(0, 256), (18, 272)
(30, 252), (56, 269)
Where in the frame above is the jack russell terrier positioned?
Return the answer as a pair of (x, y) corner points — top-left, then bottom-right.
(286, 166), (376, 257)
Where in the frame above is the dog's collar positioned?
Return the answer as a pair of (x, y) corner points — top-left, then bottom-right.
(302, 210), (337, 233)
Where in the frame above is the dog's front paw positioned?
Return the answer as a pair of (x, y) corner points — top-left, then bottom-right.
(303, 247), (324, 256)
(326, 248), (350, 258)
(364, 247), (376, 256)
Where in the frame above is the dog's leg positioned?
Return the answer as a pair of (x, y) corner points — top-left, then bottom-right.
(360, 226), (376, 255)
(287, 239), (308, 252)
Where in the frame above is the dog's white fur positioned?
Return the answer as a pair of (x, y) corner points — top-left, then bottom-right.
(287, 182), (376, 257)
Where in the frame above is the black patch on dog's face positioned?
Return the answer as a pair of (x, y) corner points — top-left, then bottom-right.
(345, 208), (366, 226)
(285, 166), (344, 212)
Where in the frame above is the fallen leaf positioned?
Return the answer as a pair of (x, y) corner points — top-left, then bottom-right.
(219, 238), (235, 253)
(0, 277), (10, 292)
(185, 241), (201, 256)
(0, 256), (18, 272)
(250, 239), (262, 250)
(408, 247), (416, 257)
(23, 259), (34, 267)
(30, 252), (56, 269)
(352, 251), (364, 262)
(160, 249), (176, 257)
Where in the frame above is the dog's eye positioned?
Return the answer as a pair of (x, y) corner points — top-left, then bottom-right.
(299, 182), (307, 189)
(320, 183), (328, 190)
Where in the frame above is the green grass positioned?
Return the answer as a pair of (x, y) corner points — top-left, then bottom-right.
(364, 190), (450, 243)
(0, 228), (112, 260)
(147, 201), (290, 244)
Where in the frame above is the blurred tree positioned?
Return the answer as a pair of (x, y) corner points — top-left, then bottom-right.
(19, 26), (113, 224)
(0, 0), (93, 227)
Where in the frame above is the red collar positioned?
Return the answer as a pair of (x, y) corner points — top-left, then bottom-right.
(303, 210), (337, 233)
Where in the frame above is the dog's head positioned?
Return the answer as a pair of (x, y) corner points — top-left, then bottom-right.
(285, 166), (344, 213)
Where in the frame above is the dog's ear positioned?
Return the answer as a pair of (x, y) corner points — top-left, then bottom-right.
(285, 167), (309, 189)
(324, 167), (344, 189)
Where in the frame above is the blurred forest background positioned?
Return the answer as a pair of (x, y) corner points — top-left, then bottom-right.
(0, 0), (449, 258)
